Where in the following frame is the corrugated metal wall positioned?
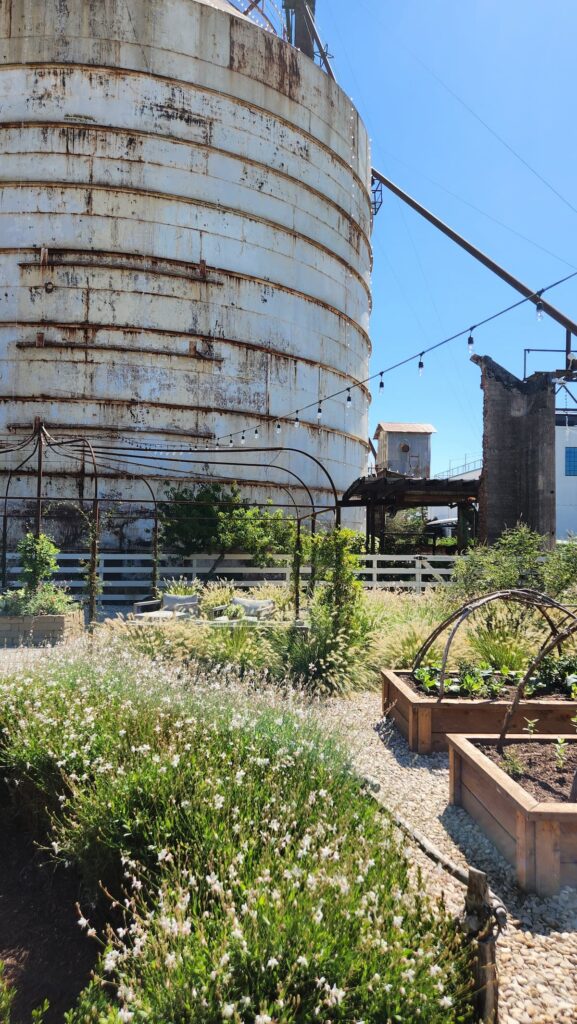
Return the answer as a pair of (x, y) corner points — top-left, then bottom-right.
(0, 0), (372, 527)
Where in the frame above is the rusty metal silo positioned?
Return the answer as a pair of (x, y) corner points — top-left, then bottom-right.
(0, 0), (372, 531)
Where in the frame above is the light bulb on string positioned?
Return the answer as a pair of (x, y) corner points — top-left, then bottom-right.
(536, 299), (544, 322)
(241, 431), (245, 446)
(379, 372), (384, 391)
(418, 354), (424, 376)
(468, 332), (474, 354)
(317, 403), (322, 422)
(254, 426), (259, 440)
(294, 411), (300, 428)
(275, 420), (281, 435)
(229, 436), (233, 447)
(215, 438), (220, 449)
(346, 389), (352, 410)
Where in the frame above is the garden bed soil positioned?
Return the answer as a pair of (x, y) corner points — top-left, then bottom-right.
(382, 669), (577, 754)
(448, 734), (577, 896)
(0, 814), (97, 1023)
(479, 740), (577, 803)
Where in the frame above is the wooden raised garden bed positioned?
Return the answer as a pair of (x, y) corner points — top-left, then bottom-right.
(382, 669), (577, 754)
(448, 734), (577, 896)
(0, 609), (84, 647)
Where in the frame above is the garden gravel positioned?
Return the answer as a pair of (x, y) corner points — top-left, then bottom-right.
(324, 692), (577, 1024)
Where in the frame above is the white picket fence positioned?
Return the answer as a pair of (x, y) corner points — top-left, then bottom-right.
(3, 552), (457, 607)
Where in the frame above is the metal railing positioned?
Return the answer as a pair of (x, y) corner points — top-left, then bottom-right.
(3, 552), (457, 606)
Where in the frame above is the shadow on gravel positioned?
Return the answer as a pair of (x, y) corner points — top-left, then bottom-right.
(0, 811), (98, 1024)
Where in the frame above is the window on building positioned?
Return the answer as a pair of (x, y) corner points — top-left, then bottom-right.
(565, 447), (577, 476)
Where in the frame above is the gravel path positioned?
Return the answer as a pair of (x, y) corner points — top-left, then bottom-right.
(324, 692), (577, 1024)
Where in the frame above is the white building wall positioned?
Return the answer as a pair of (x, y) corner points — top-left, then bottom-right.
(556, 423), (577, 538)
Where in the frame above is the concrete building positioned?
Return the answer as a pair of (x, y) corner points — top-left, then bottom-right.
(374, 423), (436, 478)
(0, 0), (372, 537)
(472, 355), (556, 546)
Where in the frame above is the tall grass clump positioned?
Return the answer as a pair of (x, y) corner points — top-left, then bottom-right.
(0, 639), (474, 1022)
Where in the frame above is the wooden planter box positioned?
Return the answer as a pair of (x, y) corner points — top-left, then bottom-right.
(0, 609), (84, 647)
(382, 669), (577, 754)
(448, 734), (577, 896)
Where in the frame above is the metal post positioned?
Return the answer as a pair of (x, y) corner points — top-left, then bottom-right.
(1, 511), (7, 589)
(308, 512), (317, 595)
(151, 505), (159, 597)
(567, 327), (572, 372)
(294, 517), (302, 620)
(35, 421), (44, 538)
(88, 497), (99, 626)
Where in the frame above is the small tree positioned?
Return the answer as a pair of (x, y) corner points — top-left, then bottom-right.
(17, 533), (59, 591)
(159, 483), (295, 564)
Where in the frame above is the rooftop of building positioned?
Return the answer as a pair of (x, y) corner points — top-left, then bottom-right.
(374, 422), (437, 438)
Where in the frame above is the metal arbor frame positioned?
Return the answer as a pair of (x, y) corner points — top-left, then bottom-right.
(413, 589), (577, 699)
(0, 421), (343, 620)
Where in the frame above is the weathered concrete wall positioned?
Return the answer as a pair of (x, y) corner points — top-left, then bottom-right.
(473, 355), (556, 546)
(0, 0), (372, 524)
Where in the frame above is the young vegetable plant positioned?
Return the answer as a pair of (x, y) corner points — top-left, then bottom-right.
(555, 737), (568, 771)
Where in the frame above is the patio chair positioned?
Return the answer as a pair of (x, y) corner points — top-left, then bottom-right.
(229, 596), (275, 620)
(132, 593), (200, 620)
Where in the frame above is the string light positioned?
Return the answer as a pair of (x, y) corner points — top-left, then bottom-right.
(208, 269), (577, 449)
(241, 431), (245, 445)
(229, 436), (233, 447)
(468, 332), (475, 353)
(254, 426), (259, 440)
(317, 403), (322, 422)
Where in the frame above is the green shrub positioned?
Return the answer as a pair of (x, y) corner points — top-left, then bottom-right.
(0, 642), (474, 1022)
(451, 524), (546, 597)
(542, 538), (577, 598)
(0, 963), (14, 1023)
(0, 582), (74, 616)
(16, 532), (59, 591)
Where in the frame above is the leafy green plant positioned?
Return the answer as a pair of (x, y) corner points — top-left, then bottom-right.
(555, 737), (568, 770)
(159, 483), (295, 564)
(0, 963), (15, 1023)
(532, 654), (577, 696)
(523, 718), (539, 734)
(451, 524), (547, 598)
(414, 664), (441, 693)
(502, 750), (524, 778)
(542, 537), (577, 598)
(0, 583), (74, 616)
(16, 532), (59, 590)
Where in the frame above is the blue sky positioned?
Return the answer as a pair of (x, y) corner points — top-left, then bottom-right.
(315, 0), (577, 473)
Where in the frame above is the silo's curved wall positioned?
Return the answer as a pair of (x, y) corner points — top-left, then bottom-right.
(0, 0), (372, 529)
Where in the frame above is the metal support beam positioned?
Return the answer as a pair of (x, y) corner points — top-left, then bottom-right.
(303, 4), (336, 79)
(372, 168), (577, 338)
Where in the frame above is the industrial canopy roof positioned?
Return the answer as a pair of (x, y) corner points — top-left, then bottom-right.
(374, 422), (437, 438)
